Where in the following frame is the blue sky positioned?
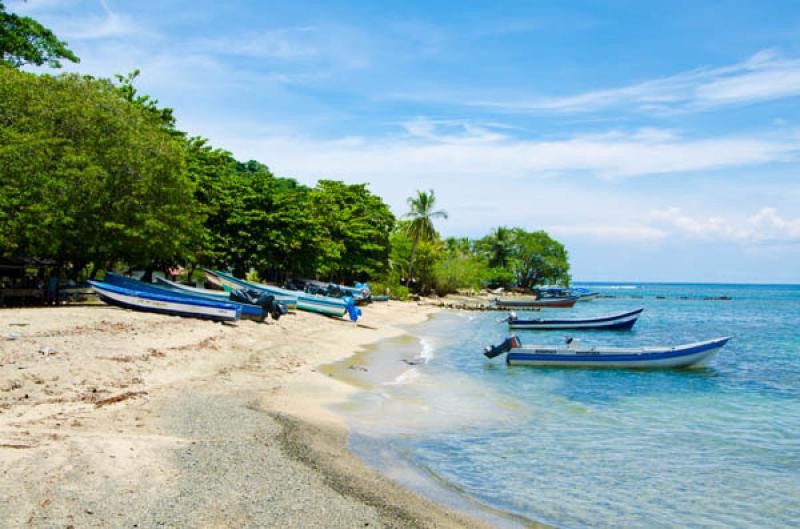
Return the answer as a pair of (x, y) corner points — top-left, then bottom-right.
(11, 0), (800, 283)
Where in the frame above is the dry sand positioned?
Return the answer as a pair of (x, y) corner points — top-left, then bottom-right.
(0, 301), (503, 528)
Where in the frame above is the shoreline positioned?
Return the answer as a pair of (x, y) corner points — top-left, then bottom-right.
(0, 301), (501, 528)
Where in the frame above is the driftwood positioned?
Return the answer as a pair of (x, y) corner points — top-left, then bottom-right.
(0, 443), (34, 449)
(94, 391), (148, 408)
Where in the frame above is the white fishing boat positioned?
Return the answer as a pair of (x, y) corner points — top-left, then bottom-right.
(89, 281), (240, 322)
(506, 308), (643, 330)
(484, 335), (730, 368)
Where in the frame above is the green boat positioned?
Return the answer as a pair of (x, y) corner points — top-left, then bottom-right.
(207, 270), (354, 319)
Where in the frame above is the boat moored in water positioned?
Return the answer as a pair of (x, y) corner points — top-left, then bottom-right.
(89, 281), (241, 322)
(495, 296), (579, 308)
(506, 308), (643, 330)
(484, 335), (730, 368)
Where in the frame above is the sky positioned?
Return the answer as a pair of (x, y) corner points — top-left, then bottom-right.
(10, 0), (800, 283)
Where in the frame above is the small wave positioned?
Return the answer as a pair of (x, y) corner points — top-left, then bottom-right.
(383, 367), (421, 386)
(419, 338), (435, 363)
(592, 285), (639, 290)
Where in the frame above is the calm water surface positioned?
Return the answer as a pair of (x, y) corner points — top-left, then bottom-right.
(337, 283), (800, 529)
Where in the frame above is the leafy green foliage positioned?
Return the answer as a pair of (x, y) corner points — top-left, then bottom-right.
(0, 66), (199, 277)
(432, 238), (488, 294)
(404, 189), (447, 283)
(511, 228), (571, 287)
(310, 180), (395, 282)
(476, 227), (570, 288)
(0, 2), (79, 68)
(0, 62), (568, 291)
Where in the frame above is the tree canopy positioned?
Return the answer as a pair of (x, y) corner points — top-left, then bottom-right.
(0, 33), (569, 292)
(0, 2), (79, 68)
(0, 66), (199, 277)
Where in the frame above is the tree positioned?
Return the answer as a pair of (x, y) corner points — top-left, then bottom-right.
(0, 67), (200, 277)
(433, 237), (488, 294)
(482, 226), (513, 269)
(404, 190), (447, 288)
(389, 223), (440, 294)
(511, 229), (571, 288)
(310, 180), (395, 283)
(113, 70), (177, 131)
(0, 2), (79, 68)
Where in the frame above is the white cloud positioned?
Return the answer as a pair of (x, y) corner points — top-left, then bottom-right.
(546, 208), (800, 245)
(10, 0), (148, 41)
(473, 49), (800, 113)
(216, 122), (797, 185)
(650, 207), (800, 243)
(193, 27), (320, 60)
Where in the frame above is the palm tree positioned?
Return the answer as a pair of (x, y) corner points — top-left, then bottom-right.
(487, 226), (513, 269)
(404, 190), (447, 286)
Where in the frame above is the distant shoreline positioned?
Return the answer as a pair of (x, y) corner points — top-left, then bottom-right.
(574, 280), (800, 287)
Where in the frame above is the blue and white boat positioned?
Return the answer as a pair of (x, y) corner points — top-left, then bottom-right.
(103, 272), (279, 321)
(209, 270), (360, 321)
(89, 281), (241, 322)
(154, 276), (298, 311)
(538, 286), (599, 302)
(484, 335), (730, 368)
(506, 308), (643, 330)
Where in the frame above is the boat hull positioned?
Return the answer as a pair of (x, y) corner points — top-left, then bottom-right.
(104, 273), (267, 321)
(506, 337), (730, 368)
(496, 296), (579, 308)
(90, 281), (240, 322)
(154, 276), (296, 314)
(209, 271), (345, 317)
(509, 308), (643, 330)
(194, 273), (299, 310)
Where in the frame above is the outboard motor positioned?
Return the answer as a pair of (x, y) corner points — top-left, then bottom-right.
(343, 296), (361, 322)
(229, 288), (287, 322)
(230, 287), (260, 305)
(484, 335), (522, 358)
(253, 292), (287, 321)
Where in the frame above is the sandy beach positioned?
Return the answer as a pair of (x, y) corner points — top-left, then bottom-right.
(0, 301), (498, 529)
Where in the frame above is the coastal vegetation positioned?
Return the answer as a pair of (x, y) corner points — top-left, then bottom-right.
(0, 3), (570, 295)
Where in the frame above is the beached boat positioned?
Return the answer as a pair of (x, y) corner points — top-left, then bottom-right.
(103, 272), (279, 321)
(495, 296), (579, 308)
(505, 308), (643, 330)
(208, 270), (359, 320)
(484, 335), (730, 368)
(286, 278), (371, 304)
(155, 276), (298, 310)
(89, 280), (241, 322)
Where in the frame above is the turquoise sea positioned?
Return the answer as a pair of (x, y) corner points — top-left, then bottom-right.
(335, 283), (800, 529)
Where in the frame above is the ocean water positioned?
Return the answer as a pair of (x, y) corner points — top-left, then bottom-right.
(336, 283), (800, 529)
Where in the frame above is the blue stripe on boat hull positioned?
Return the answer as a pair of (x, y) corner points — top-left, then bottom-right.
(95, 292), (237, 322)
(104, 273), (266, 320)
(91, 281), (240, 322)
(510, 318), (638, 331)
(509, 309), (643, 330)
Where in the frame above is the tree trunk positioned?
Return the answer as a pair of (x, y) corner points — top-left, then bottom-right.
(407, 236), (419, 288)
